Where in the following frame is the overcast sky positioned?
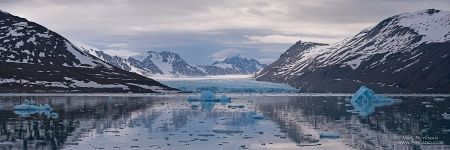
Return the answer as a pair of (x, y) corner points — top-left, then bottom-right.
(1, 0), (449, 64)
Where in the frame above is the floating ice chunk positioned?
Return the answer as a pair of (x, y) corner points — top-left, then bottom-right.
(13, 100), (54, 111)
(442, 113), (450, 120)
(350, 86), (401, 117)
(187, 91), (231, 101)
(13, 100), (58, 118)
(212, 129), (244, 134)
(434, 97), (445, 102)
(251, 113), (265, 119)
(425, 104), (434, 108)
(227, 104), (245, 109)
(319, 131), (340, 138)
(14, 110), (59, 118)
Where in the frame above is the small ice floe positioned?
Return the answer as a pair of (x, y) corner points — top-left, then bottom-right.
(187, 91), (231, 101)
(227, 104), (245, 109)
(349, 86), (401, 117)
(434, 97), (445, 102)
(319, 131), (340, 138)
(250, 112), (265, 119)
(14, 110), (59, 118)
(13, 100), (53, 110)
(13, 100), (58, 118)
(442, 113), (450, 120)
(212, 129), (243, 134)
(425, 104), (434, 108)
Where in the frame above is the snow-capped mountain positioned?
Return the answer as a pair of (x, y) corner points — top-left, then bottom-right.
(0, 10), (178, 93)
(140, 51), (206, 76)
(72, 42), (266, 77)
(198, 55), (266, 75)
(256, 9), (450, 93)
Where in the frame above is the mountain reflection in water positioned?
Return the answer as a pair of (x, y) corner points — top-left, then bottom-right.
(0, 95), (448, 150)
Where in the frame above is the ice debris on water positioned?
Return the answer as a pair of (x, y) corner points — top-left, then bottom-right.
(13, 100), (53, 110)
(319, 131), (340, 138)
(442, 113), (450, 120)
(250, 112), (265, 120)
(14, 110), (59, 118)
(187, 91), (231, 101)
(212, 129), (243, 134)
(349, 86), (401, 117)
(434, 97), (445, 102)
(13, 100), (58, 118)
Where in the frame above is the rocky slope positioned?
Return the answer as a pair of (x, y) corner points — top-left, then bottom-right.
(0, 10), (178, 93)
(256, 9), (450, 93)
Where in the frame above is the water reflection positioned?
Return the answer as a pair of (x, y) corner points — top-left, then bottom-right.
(0, 95), (448, 150)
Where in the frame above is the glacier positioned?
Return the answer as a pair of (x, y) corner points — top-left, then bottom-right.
(158, 77), (299, 93)
(350, 86), (401, 117)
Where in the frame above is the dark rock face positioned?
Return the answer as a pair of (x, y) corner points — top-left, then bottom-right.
(256, 9), (450, 93)
(0, 10), (178, 93)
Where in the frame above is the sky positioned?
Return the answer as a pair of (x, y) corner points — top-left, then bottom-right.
(1, 0), (449, 65)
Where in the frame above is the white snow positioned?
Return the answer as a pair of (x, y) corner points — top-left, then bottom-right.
(64, 41), (109, 68)
(148, 52), (175, 75)
(64, 77), (128, 89)
(15, 40), (24, 48)
(260, 9), (450, 81)
(213, 62), (233, 69)
(126, 83), (177, 93)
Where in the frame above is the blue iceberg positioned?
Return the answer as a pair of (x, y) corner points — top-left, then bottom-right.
(14, 110), (59, 119)
(13, 100), (58, 118)
(187, 91), (231, 101)
(350, 86), (401, 117)
(13, 100), (54, 110)
(319, 131), (340, 138)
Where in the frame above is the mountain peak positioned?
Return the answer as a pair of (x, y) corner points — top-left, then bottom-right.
(257, 9), (450, 93)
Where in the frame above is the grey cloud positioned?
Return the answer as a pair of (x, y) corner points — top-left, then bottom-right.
(0, 0), (449, 64)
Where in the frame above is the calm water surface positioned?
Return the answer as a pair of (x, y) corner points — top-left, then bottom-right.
(0, 95), (449, 150)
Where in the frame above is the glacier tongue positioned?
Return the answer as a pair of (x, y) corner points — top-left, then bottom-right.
(158, 77), (299, 93)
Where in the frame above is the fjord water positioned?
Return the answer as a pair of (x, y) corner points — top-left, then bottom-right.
(0, 95), (449, 150)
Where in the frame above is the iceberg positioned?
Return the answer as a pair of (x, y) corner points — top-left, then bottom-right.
(319, 131), (340, 138)
(434, 97), (445, 102)
(187, 91), (231, 101)
(442, 113), (450, 120)
(250, 113), (265, 120)
(14, 110), (59, 119)
(350, 86), (401, 117)
(13, 100), (58, 118)
(13, 100), (54, 110)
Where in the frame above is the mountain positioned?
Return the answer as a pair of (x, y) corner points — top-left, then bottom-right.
(0, 10), (178, 93)
(256, 9), (450, 93)
(140, 51), (206, 76)
(72, 42), (266, 77)
(198, 55), (266, 75)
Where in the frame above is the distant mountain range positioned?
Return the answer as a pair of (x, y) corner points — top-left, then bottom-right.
(0, 10), (178, 93)
(256, 9), (450, 93)
(74, 42), (266, 77)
